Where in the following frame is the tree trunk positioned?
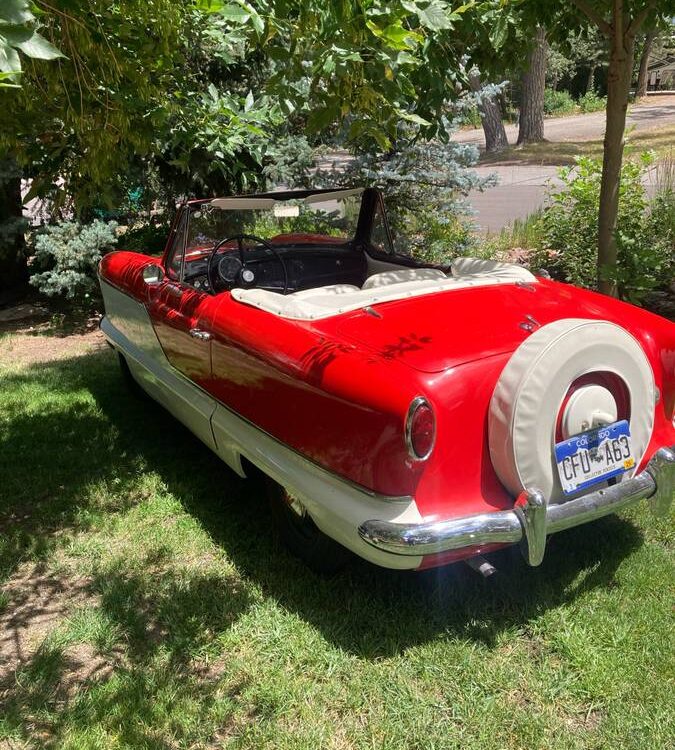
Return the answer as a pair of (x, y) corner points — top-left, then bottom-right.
(468, 71), (509, 153)
(517, 25), (547, 145)
(0, 158), (27, 294)
(586, 62), (597, 93)
(597, 33), (636, 296)
(635, 28), (656, 98)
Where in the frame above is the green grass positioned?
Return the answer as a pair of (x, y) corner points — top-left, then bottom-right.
(1, 335), (674, 749)
(480, 124), (675, 166)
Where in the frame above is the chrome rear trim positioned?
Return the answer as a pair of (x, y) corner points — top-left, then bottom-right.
(358, 446), (675, 566)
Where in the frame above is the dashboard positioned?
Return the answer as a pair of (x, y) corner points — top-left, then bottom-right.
(183, 243), (368, 295)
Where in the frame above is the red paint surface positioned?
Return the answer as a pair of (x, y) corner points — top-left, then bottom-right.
(100, 249), (675, 568)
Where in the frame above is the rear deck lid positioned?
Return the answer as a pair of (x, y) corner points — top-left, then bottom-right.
(332, 283), (558, 373)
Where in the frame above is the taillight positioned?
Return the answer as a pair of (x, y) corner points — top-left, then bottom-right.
(405, 397), (435, 460)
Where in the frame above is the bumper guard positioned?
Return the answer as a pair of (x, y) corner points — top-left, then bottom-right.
(358, 446), (675, 566)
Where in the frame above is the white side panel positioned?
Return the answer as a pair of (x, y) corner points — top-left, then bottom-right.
(100, 280), (165, 361)
(100, 280), (218, 453)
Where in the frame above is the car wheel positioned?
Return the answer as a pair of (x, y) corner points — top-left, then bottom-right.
(266, 478), (352, 574)
(118, 352), (149, 400)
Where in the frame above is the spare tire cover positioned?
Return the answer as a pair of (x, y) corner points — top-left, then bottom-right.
(489, 319), (655, 503)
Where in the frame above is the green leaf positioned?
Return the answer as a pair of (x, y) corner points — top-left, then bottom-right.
(402, 1), (454, 31)
(489, 13), (508, 50)
(217, 4), (250, 23)
(237, 1), (264, 34)
(194, 0), (225, 11)
(3, 29), (64, 60)
(0, 39), (21, 74)
(367, 21), (421, 49)
(399, 111), (431, 126)
(416, 1), (454, 31)
(0, 70), (20, 87)
(0, 0), (33, 25)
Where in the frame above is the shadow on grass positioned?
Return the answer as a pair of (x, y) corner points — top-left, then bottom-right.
(0, 348), (643, 665)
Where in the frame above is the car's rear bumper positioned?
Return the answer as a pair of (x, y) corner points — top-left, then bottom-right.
(358, 446), (675, 566)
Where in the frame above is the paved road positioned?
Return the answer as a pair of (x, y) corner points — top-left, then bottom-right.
(458, 94), (675, 232)
(454, 94), (675, 148)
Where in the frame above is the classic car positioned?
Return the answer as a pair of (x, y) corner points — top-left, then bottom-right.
(98, 187), (675, 574)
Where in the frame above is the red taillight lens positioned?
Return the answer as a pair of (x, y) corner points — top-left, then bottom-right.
(406, 398), (435, 460)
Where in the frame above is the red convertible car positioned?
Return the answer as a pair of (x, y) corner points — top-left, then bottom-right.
(99, 188), (674, 573)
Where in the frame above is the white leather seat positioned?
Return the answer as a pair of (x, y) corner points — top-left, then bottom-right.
(232, 258), (537, 320)
(292, 284), (360, 298)
(362, 268), (446, 289)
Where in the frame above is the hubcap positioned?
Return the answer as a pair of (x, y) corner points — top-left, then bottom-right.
(562, 384), (618, 438)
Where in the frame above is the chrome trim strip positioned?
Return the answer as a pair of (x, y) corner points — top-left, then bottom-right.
(359, 446), (675, 565)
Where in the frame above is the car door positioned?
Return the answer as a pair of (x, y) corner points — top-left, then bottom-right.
(147, 207), (214, 387)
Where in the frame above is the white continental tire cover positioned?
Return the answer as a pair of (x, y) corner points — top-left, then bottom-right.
(489, 319), (655, 503)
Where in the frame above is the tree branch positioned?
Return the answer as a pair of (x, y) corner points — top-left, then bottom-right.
(570, 0), (612, 36)
(626, 1), (656, 37)
(614, 0), (623, 48)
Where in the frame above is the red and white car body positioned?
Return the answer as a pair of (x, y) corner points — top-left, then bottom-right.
(98, 188), (674, 571)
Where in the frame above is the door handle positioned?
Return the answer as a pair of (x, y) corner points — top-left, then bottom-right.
(166, 283), (183, 299)
(189, 328), (212, 341)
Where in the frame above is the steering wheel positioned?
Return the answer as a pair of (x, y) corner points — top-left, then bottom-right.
(207, 233), (289, 294)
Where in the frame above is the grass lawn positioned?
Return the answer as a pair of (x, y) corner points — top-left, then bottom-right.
(1, 329), (673, 749)
(480, 123), (675, 166)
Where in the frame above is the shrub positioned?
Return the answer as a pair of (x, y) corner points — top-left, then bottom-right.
(457, 106), (482, 129)
(531, 153), (673, 303)
(480, 212), (544, 261)
(30, 220), (118, 302)
(577, 90), (606, 113)
(543, 88), (576, 116)
(120, 219), (172, 256)
(402, 210), (479, 265)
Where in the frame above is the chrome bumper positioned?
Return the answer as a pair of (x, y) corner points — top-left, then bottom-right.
(358, 446), (675, 566)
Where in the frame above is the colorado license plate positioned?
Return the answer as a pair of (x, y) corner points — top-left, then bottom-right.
(554, 420), (635, 495)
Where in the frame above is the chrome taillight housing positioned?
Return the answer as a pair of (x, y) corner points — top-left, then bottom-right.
(405, 396), (435, 460)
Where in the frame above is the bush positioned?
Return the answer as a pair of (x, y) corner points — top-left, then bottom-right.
(543, 88), (576, 116)
(402, 210), (478, 265)
(480, 212), (544, 262)
(120, 219), (172, 256)
(578, 90), (606, 113)
(30, 220), (118, 302)
(457, 106), (482, 129)
(530, 154), (673, 304)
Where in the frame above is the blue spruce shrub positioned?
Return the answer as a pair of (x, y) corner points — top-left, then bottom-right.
(30, 220), (118, 301)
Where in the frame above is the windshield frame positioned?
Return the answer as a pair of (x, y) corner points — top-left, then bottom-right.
(161, 187), (400, 285)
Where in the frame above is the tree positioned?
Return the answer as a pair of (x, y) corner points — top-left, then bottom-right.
(517, 25), (547, 144)
(0, 0), (63, 287)
(468, 69), (509, 153)
(636, 28), (658, 96)
(568, 0), (672, 295)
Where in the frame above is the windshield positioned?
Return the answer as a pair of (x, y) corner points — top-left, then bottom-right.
(186, 189), (363, 255)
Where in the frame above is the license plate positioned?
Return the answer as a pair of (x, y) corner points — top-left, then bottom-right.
(554, 420), (635, 495)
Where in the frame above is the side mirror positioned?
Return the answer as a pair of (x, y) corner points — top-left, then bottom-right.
(143, 264), (164, 285)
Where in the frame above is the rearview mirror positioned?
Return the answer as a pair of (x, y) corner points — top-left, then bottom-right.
(143, 264), (164, 285)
